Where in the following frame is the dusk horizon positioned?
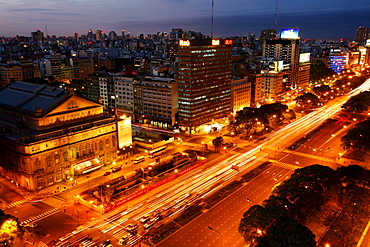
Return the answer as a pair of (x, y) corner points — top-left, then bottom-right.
(1, 0), (369, 41)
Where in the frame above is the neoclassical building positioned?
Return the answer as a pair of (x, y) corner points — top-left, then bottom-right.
(0, 81), (130, 191)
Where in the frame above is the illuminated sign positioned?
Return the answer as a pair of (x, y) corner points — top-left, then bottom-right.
(281, 28), (299, 39)
(212, 39), (220, 45)
(179, 40), (190, 46)
(224, 39), (233, 45)
(366, 39), (370, 47)
(299, 53), (310, 63)
(117, 116), (132, 148)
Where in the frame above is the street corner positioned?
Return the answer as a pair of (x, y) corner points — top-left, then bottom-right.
(0, 198), (8, 210)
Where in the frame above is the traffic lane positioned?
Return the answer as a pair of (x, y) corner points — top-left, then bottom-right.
(295, 118), (346, 153)
(206, 167), (293, 247)
(158, 166), (292, 247)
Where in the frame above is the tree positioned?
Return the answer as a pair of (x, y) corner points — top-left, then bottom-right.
(0, 210), (24, 246)
(309, 60), (335, 82)
(212, 136), (224, 153)
(294, 93), (320, 109)
(256, 217), (316, 247)
(238, 205), (283, 245)
(341, 91), (370, 112)
(341, 119), (370, 154)
(97, 185), (115, 205)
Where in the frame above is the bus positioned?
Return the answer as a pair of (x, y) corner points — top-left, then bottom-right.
(134, 156), (145, 164)
(149, 146), (167, 158)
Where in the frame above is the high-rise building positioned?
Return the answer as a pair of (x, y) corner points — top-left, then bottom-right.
(87, 29), (93, 40)
(177, 39), (232, 133)
(231, 77), (251, 113)
(262, 37), (300, 89)
(355, 26), (370, 44)
(31, 30), (44, 43)
(329, 48), (347, 74)
(96, 30), (103, 41)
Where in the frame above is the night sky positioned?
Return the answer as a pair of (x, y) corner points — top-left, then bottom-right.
(0, 0), (369, 40)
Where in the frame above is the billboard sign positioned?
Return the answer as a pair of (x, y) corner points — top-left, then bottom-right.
(299, 53), (310, 63)
(281, 28), (299, 39)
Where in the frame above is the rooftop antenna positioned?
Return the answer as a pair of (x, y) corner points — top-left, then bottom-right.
(211, 0), (214, 38)
(274, 0), (278, 31)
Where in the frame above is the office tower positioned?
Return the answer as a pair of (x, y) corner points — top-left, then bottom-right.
(31, 30), (44, 43)
(121, 30), (125, 38)
(170, 28), (184, 40)
(355, 26), (370, 44)
(96, 30), (103, 41)
(262, 28), (300, 89)
(231, 77), (251, 113)
(329, 48), (347, 73)
(177, 39), (232, 133)
(133, 77), (177, 129)
(87, 29), (93, 40)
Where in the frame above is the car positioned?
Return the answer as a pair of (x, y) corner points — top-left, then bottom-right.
(118, 234), (131, 245)
(166, 210), (174, 217)
(112, 167), (122, 173)
(100, 239), (112, 247)
(151, 215), (162, 223)
(125, 223), (138, 232)
(59, 233), (74, 242)
(103, 171), (111, 176)
(140, 215), (150, 223)
(144, 221), (155, 229)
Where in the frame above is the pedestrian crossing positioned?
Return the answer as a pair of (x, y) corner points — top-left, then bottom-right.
(21, 207), (60, 225)
(283, 149), (337, 163)
(7, 199), (27, 209)
(269, 160), (302, 170)
(37, 241), (47, 247)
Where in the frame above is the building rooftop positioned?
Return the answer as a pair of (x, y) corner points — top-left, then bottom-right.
(0, 81), (68, 113)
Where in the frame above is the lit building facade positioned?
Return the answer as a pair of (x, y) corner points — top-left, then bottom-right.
(114, 75), (135, 116)
(0, 81), (130, 191)
(231, 77), (251, 113)
(177, 39), (232, 133)
(135, 77), (178, 129)
(329, 48), (347, 74)
(260, 70), (283, 103)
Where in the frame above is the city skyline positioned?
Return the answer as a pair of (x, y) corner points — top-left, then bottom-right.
(0, 0), (369, 40)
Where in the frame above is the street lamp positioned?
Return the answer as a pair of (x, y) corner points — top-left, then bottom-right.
(89, 200), (93, 209)
(207, 226), (223, 247)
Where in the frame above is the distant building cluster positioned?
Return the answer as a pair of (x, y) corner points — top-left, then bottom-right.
(0, 26), (370, 191)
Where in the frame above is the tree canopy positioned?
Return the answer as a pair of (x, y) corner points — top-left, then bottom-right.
(341, 118), (370, 154)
